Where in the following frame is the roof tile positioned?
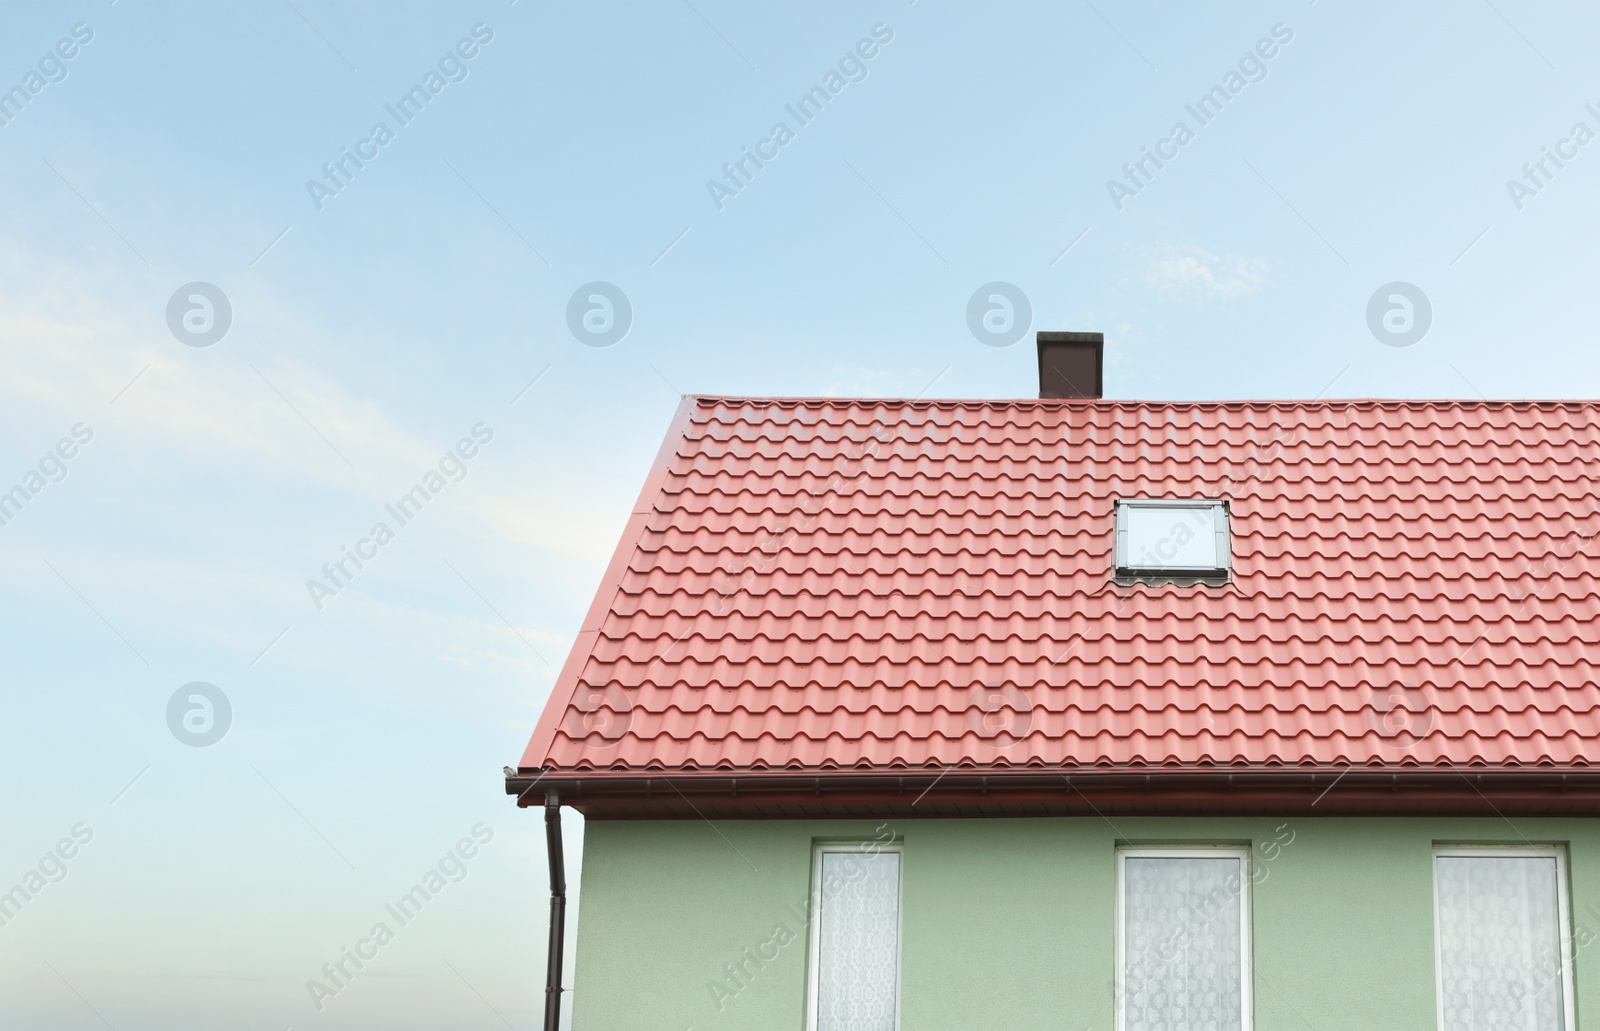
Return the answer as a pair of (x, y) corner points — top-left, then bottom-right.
(520, 397), (1600, 774)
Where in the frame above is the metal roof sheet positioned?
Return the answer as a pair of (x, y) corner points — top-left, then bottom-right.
(519, 396), (1600, 777)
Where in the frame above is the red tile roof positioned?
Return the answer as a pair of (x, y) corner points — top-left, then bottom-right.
(519, 396), (1600, 781)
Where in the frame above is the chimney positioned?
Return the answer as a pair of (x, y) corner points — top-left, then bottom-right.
(1036, 331), (1103, 400)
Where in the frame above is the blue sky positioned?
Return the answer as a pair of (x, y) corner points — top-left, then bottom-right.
(3, 0), (1599, 1027)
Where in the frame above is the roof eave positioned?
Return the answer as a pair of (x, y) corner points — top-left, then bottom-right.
(507, 765), (1600, 820)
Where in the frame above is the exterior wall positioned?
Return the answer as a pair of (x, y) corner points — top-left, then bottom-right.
(570, 815), (1600, 1030)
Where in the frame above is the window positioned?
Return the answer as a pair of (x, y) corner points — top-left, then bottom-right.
(1114, 499), (1230, 578)
(1116, 847), (1252, 1031)
(1433, 847), (1575, 1031)
(806, 843), (902, 1031)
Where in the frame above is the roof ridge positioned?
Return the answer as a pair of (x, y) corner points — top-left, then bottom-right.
(688, 395), (1600, 408)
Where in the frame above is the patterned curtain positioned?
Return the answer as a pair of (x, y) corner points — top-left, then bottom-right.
(1123, 856), (1244, 1031)
(1436, 855), (1566, 1031)
(816, 850), (900, 1031)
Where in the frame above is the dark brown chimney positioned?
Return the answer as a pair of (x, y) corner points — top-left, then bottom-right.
(1036, 331), (1103, 400)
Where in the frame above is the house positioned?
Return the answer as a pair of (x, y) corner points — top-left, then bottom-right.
(506, 332), (1600, 1031)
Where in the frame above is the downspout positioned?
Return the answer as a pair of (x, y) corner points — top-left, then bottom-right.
(543, 790), (567, 1031)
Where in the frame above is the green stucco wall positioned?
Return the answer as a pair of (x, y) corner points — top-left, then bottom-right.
(570, 815), (1600, 1030)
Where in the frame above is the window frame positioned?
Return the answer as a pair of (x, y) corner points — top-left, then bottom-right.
(1114, 845), (1254, 1031)
(1113, 498), (1232, 579)
(804, 840), (905, 1031)
(1430, 845), (1576, 1031)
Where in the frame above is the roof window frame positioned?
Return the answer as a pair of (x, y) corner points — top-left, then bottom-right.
(1113, 497), (1231, 582)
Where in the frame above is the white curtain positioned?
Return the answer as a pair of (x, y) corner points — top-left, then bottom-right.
(1436, 855), (1566, 1031)
(816, 850), (899, 1031)
(1123, 856), (1244, 1031)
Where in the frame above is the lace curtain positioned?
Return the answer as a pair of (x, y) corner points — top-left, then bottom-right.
(1123, 856), (1244, 1031)
(815, 850), (899, 1031)
(1436, 855), (1566, 1031)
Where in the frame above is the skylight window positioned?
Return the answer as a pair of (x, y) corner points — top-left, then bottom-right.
(1114, 499), (1230, 578)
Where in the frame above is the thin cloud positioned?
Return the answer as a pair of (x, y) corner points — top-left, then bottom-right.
(1141, 245), (1266, 299)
